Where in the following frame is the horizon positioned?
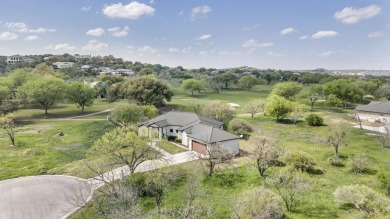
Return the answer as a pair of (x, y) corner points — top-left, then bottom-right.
(1, 1), (389, 70)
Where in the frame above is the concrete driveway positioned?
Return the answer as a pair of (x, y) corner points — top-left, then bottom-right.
(0, 175), (91, 219)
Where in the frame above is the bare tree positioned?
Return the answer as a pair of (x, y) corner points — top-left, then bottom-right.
(323, 124), (350, 158)
(194, 143), (235, 177)
(249, 134), (280, 177)
(244, 100), (265, 118)
(0, 113), (16, 146)
(189, 102), (203, 114)
(266, 168), (310, 212)
(353, 113), (363, 129)
(288, 102), (309, 125)
(144, 164), (177, 214)
(378, 120), (390, 148)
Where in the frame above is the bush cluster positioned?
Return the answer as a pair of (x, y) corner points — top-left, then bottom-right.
(284, 151), (317, 172)
(305, 114), (324, 126)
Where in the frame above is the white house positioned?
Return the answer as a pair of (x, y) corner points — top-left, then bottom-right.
(355, 101), (390, 123)
(138, 111), (240, 155)
(6, 55), (34, 65)
(52, 62), (74, 69)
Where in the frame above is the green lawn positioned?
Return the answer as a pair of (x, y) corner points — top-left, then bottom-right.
(156, 139), (188, 154)
(0, 120), (115, 180)
(13, 99), (128, 120)
(169, 85), (274, 113)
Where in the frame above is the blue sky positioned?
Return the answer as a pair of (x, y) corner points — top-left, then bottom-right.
(0, 1), (389, 70)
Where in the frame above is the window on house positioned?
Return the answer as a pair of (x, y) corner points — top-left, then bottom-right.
(170, 129), (173, 132)
(176, 130), (179, 133)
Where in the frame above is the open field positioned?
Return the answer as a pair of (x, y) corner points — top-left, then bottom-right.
(0, 120), (115, 180)
(13, 99), (128, 120)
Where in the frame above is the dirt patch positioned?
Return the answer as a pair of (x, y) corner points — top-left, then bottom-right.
(227, 102), (240, 110)
(329, 118), (354, 125)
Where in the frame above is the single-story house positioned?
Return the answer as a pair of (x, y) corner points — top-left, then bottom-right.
(355, 101), (390, 123)
(138, 111), (240, 155)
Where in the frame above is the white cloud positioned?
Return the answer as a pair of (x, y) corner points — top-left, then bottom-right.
(280, 27), (296, 35)
(258, 43), (273, 47)
(178, 11), (184, 16)
(267, 51), (282, 57)
(82, 40), (108, 51)
(0, 31), (18, 40)
(24, 35), (39, 41)
(191, 5), (211, 21)
(5, 22), (56, 33)
(198, 34), (211, 40)
(46, 43), (76, 51)
(86, 28), (105, 36)
(242, 39), (258, 48)
(317, 51), (334, 57)
(242, 24), (259, 31)
(138, 45), (157, 54)
(169, 47), (180, 53)
(219, 51), (240, 56)
(299, 35), (308, 40)
(368, 31), (384, 38)
(334, 5), (381, 24)
(107, 26), (129, 37)
(103, 1), (155, 20)
(312, 31), (338, 39)
(82, 6), (91, 11)
(242, 39), (273, 48)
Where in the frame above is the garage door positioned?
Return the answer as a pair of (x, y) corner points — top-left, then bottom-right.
(192, 140), (207, 155)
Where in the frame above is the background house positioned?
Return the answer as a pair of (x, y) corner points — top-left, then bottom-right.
(355, 101), (390, 123)
(138, 111), (240, 155)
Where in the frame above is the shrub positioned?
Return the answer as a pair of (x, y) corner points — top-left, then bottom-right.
(334, 185), (390, 216)
(305, 114), (324, 126)
(167, 136), (177, 141)
(285, 151), (317, 172)
(349, 153), (370, 174)
(327, 156), (342, 166)
(378, 173), (390, 195)
(228, 118), (253, 136)
(233, 187), (283, 219)
(174, 138), (182, 143)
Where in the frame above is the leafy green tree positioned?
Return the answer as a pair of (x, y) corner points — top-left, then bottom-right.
(262, 73), (273, 85)
(67, 83), (95, 112)
(271, 82), (303, 100)
(31, 63), (56, 76)
(90, 127), (159, 174)
(323, 79), (363, 108)
(111, 105), (143, 127)
(213, 73), (238, 88)
(8, 68), (33, 87)
(141, 105), (158, 119)
(376, 84), (390, 100)
(0, 77), (15, 114)
(228, 118), (253, 136)
(306, 84), (323, 109)
(18, 76), (67, 114)
(138, 67), (154, 76)
(239, 75), (258, 90)
(120, 76), (173, 107)
(181, 79), (203, 96)
(0, 113), (16, 146)
(325, 94), (342, 110)
(265, 95), (291, 121)
(202, 101), (236, 123)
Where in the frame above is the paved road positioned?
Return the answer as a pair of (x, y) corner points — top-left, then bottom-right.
(0, 175), (90, 219)
(0, 149), (198, 219)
